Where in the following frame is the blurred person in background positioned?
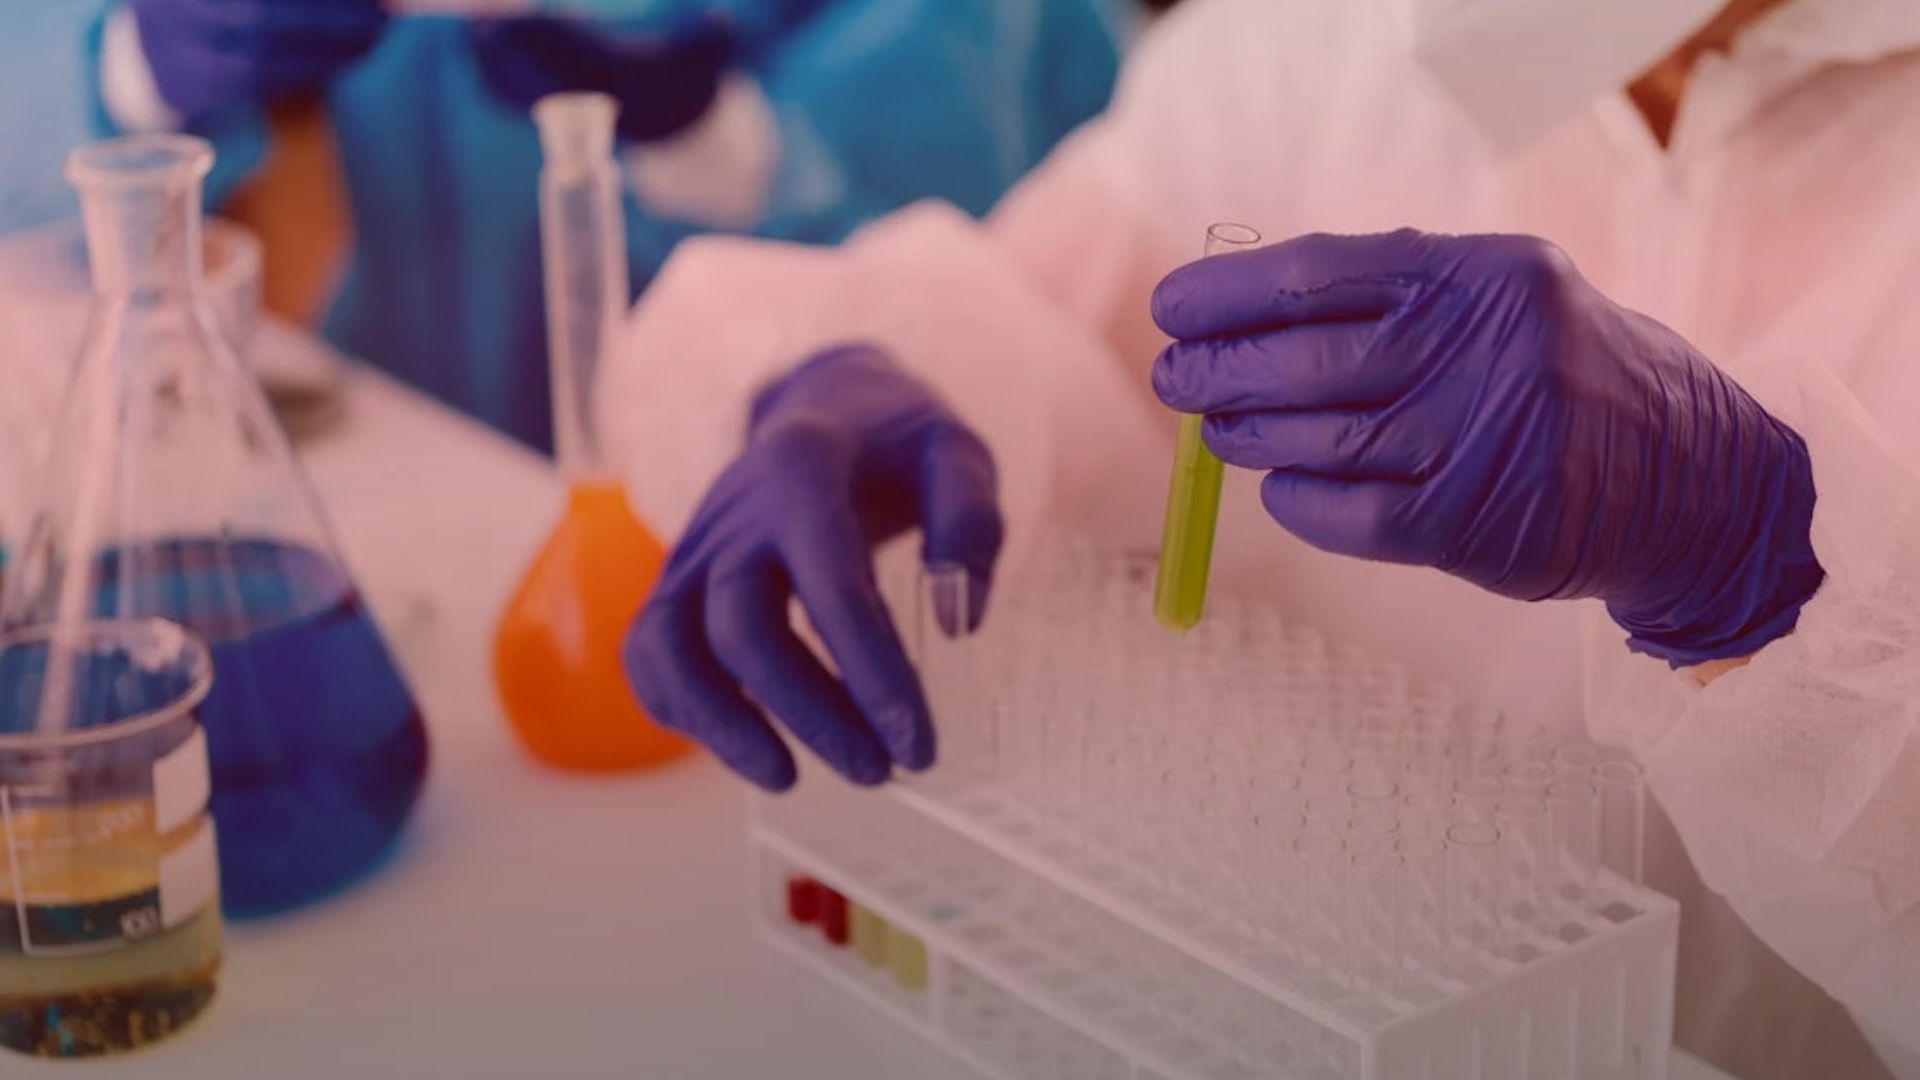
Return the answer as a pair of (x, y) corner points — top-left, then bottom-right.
(0, 1), (110, 231)
(85, 0), (1128, 449)
(608, 0), (1920, 1076)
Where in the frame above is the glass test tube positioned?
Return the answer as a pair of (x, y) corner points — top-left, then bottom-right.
(1347, 775), (1399, 806)
(1152, 222), (1264, 630)
(1346, 850), (1408, 1002)
(1450, 705), (1506, 778)
(1503, 759), (1555, 801)
(1597, 760), (1646, 890)
(1344, 811), (1402, 854)
(1443, 821), (1505, 974)
(1251, 808), (1308, 959)
(1451, 775), (1505, 823)
(1396, 834), (1449, 985)
(1494, 797), (1551, 942)
(1548, 779), (1602, 927)
(1400, 789), (1454, 840)
(1552, 743), (1600, 780)
(917, 563), (987, 783)
(1289, 832), (1350, 993)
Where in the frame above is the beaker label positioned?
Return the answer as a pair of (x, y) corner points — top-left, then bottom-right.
(0, 772), (216, 955)
(152, 728), (210, 836)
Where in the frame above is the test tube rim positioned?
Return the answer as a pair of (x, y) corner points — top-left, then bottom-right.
(1492, 796), (1549, 822)
(1205, 222), (1264, 250)
(1596, 759), (1645, 785)
(1552, 744), (1602, 770)
(1444, 821), (1501, 848)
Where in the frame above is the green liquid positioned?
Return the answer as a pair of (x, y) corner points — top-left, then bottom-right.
(1154, 413), (1226, 630)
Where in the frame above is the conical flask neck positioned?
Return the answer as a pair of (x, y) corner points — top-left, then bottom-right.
(67, 136), (214, 302)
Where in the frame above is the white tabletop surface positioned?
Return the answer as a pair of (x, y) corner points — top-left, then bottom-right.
(13, 347), (1737, 1080)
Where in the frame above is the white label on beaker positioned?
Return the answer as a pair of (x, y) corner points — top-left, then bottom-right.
(152, 727), (210, 835)
(160, 817), (219, 930)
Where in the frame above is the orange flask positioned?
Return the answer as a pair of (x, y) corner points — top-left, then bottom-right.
(493, 480), (691, 770)
(494, 94), (692, 771)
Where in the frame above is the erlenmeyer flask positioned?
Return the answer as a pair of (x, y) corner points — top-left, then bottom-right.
(0, 136), (429, 917)
(492, 94), (691, 771)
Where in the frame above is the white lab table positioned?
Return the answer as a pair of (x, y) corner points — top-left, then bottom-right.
(14, 353), (1737, 1080)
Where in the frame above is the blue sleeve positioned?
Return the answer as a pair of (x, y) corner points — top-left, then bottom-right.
(83, 4), (270, 210)
(744, 0), (1122, 245)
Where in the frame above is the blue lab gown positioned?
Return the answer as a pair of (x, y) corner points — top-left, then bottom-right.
(1, 1), (122, 232)
(88, 1), (1125, 451)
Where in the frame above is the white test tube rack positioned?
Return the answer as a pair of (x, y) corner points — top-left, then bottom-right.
(749, 544), (1677, 1080)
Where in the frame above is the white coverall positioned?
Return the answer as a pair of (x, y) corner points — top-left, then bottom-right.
(606, 0), (1920, 1074)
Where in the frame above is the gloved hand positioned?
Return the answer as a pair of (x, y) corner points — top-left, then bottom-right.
(126, 0), (388, 122)
(469, 13), (734, 144)
(1152, 229), (1825, 665)
(624, 345), (1004, 791)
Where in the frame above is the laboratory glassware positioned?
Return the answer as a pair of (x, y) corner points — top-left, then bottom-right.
(0, 136), (428, 917)
(492, 93), (692, 771)
(1152, 222), (1262, 631)
(0, 619), (221, 1058)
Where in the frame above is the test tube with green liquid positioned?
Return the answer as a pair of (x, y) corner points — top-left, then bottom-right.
(1154, 222), (1264, 630)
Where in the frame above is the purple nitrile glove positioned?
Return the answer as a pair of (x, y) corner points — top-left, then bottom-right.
(468, 13), (734, 144)
(127, 0), (389, 122)
(1151, 228), (1824, 665)
(624, 344), (1003, 791)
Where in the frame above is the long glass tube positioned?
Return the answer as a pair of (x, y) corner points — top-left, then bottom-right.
(1548, 779), (1602, 931)
(1494, 796), (1551, 948)
(916, 562), (985, 788)
(1346, 850), (1407, 1004)
(1597, 759), (1646, 889)
(1443, 821), (1505, 977)
(1396, 833), (1449, 991)
(1153, 222), (1263, 630)
(533, 92), (627, 481)
(1290, 832), (1350, 995)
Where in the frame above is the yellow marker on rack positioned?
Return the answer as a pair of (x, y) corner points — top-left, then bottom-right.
(889, 928), (929, 992)
(1153, 222), (1264, 630)
(852, 906), (890, 969)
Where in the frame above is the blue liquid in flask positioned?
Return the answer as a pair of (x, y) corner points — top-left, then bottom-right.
(97, 538), (429, 917)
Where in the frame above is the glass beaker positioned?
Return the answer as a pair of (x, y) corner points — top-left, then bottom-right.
(0, 135), (428, 916)
(491, 94), (690, 771)
(0, 619), (222, 1058)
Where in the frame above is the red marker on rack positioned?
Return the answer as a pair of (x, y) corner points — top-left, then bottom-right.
(786, 876), (823, 925)
(819, 886), (851, 946)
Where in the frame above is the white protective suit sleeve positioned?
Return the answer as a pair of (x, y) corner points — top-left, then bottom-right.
(1587, 356), (1920, 1064)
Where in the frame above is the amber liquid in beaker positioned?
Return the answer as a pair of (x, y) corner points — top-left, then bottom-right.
(0, 799), (222, 1058)
(492, 480), (691, 770)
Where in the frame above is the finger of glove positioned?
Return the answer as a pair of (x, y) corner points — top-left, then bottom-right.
(1258, 470), (1432, 567)
(780, 494), (933, 773)
(1204, 408), (1450, 481)
(468, 15), (626, 105)
(623, 586), (798, 792)
(916, 424), (1003, 634)
(703, 557), (893, 786)
(1153, 321), (1415, 412)
(1152, 229), (1440, 340)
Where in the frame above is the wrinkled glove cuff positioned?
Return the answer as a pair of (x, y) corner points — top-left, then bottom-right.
(1610, 422), (1826, 668)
